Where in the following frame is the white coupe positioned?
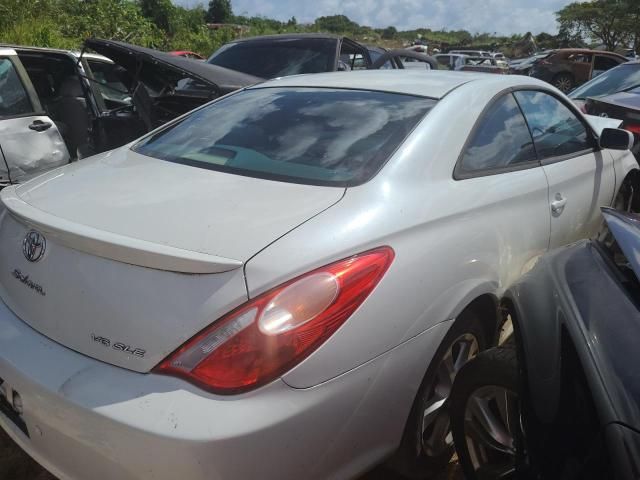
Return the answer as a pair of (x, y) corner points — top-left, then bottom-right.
(0, 70), (636, 480)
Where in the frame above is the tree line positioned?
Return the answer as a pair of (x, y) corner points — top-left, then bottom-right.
(0, 0), (637, 58)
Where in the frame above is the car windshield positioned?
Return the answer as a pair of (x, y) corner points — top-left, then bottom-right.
(570, 63), (640, 99)
(208, 39), (337, 78)
(133, 87), (436, 187)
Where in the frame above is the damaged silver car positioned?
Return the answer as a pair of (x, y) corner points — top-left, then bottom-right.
(0, 40), (260, 187)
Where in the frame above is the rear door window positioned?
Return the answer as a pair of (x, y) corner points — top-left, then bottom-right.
(514, 90), (594, 160)
(569, 54), (593, 64)
(457, 93), (537, 176)
(340, 40), (369, 70)
(134, 87), (436, 186)
(594, 55), (623, 74)
(208, 39), (337, 78)
(87, 59), (131, 106)
(0, 57), (34, 117)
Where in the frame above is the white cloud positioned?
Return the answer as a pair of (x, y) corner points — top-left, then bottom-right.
(176, 0), (574, 35)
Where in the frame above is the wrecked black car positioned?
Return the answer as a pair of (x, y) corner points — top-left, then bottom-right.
(79, 39), (262, 150)
(449, 205), (640, 480)
(206, 33), (437, 77)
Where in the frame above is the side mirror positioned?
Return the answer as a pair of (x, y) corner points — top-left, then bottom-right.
(600, 127), (634, 151)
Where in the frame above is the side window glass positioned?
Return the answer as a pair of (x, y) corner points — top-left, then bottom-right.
(339, 43), (368, 70)
(594, 55), (621, 72)
(0, 58), (33, 117)
(459, 93), (536, 174)
(87, 60), (132, 104)
(569, 54), (592, 64)
(514, 91), (593, 159)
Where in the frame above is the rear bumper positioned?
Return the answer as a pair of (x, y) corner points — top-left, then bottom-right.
(0, 298), (450, 480)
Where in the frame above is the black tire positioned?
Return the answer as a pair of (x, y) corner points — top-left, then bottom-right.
(450, 347), (520, 480)
(552, 73), (574, 93)
(388, 309), (488, 479)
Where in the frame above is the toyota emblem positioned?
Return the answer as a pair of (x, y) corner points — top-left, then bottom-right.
(22, 231), (46, 262)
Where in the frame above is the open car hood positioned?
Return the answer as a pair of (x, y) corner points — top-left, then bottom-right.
(84, 38), (262, 95)
(601, 207), (640, 283)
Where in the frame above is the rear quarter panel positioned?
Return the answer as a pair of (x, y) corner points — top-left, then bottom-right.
(245, 78), (554, 389)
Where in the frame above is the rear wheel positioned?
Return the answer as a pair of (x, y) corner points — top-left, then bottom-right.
(553, 73), (574, 93)
(450, 347), (521, 480)
(388, 310), (487, 479)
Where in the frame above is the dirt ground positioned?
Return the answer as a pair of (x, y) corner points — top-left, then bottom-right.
(0, 427), (462, 480)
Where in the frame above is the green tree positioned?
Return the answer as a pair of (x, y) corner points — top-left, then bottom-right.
(314, 15), (359, 33)
(139, 0), (176, 34)
(535, 32), (562, 50)
(556, 0), (631, 50)
(206, 0), (232, 24)
(381, 26), (397, 39)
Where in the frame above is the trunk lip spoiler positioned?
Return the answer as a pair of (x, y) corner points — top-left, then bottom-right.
(1, 187), (243, 274)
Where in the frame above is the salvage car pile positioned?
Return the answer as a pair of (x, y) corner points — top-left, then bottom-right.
(0, 33), (640, 480)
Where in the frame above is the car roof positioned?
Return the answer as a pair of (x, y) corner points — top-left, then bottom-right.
(553, 48), (626, 57)
(251, 70), (544, 100)
(0, 44), (113, 63)
(231, 33), (343, 43)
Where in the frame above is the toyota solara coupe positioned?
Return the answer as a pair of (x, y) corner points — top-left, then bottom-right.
(0, 70), (637, 480)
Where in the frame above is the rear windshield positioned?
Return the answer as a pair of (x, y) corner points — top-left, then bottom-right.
(570, 63), (640, 99)
(133, 87), (436, 186)
(208, 39), (338, 78)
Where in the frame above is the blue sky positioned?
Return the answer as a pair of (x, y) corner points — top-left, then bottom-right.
(175, 0), (574, 35)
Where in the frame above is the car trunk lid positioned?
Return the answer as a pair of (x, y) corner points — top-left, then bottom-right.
(0, 148), (344, 372)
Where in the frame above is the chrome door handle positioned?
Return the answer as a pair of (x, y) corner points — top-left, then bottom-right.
(551, 194), (567, 215)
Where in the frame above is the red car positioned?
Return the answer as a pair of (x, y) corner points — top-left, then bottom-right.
(169, 50), (205, 60)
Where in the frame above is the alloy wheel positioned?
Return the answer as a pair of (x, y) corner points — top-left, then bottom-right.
(463, 385), (520, 479)
(554, 76), (573, 93)
(421, 333), (479, 456)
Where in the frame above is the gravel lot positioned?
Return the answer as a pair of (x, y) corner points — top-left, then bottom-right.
(1, 427), (462, 480)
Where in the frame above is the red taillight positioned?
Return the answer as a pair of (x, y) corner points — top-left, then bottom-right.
(624, 123), (640, 135)
(153, 247), (395, 394)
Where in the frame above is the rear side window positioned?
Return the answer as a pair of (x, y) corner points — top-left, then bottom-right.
(134, 87), (436, 187)
(514, 91), (593, 159)
(0, 58), (33, 117)
(594, 55), (622, 73)
(458, 94), (536, 175)
(569, 54), (592, 64)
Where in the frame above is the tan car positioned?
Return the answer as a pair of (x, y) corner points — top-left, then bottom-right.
(529, 48), (627, 93)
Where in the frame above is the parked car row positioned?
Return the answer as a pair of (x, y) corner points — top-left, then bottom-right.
(0, 34), (437, 188)
(2, 33), (640, 480)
